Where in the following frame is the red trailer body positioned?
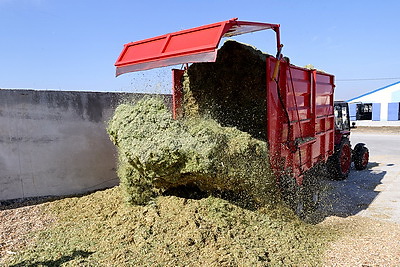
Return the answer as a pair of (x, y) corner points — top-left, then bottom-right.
(266, 58), (335, 184)
(115, 18), (335, 186)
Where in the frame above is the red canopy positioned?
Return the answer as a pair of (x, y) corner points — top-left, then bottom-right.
(115, 18), (280, 76)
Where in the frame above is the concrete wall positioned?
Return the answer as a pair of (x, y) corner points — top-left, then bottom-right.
(0, 89), (168, 201)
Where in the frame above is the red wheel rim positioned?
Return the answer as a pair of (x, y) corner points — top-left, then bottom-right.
(362, 151), (369, 167)
(340, 144), (351, 174)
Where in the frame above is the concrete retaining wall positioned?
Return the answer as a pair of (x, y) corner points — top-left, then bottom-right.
(0, 89), (169, 201)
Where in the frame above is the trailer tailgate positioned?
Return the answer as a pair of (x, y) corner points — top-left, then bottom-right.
(115, 18), (279, 76)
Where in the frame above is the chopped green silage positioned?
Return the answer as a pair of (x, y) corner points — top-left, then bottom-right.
(107, 97), (276, 206)
(182, 40), (268, 140)
(6, 186), (337, 266)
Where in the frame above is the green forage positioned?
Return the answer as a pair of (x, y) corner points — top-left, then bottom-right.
(107, 97), (276, 206)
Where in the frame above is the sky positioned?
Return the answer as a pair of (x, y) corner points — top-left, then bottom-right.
(1, 0), (400, 100)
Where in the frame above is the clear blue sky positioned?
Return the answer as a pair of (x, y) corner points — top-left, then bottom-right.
(1, 0), (400, 100)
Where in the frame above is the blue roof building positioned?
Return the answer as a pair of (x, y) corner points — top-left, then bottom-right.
(348, 81), (400, 122)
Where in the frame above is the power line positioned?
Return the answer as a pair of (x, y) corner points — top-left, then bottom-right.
(336, 77), (400, 81)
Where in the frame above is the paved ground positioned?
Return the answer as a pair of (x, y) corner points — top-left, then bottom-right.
(319, 131), (400, 224)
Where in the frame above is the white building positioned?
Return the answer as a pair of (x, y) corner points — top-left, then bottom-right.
(347, 81), (400, 125)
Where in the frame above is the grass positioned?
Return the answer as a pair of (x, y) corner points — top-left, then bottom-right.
(6, 186), (338, 266)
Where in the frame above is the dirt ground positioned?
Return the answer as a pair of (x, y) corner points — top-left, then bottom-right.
(322, 216), (400, 265)
(351, 126), (400, 134)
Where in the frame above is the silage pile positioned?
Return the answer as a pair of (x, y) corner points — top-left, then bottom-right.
(5, 187), (336, 266)
(107, 97), (276, 206)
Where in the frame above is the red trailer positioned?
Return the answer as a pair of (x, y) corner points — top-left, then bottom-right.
(115, 18), (369, 215)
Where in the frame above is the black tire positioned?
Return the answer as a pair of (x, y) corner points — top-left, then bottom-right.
(327, 138), (352, 180)
(353, 144), (369, 170)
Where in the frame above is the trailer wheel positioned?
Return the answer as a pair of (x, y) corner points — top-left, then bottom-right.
(353, 143), (369, 170)
(328, 138), (351, 180)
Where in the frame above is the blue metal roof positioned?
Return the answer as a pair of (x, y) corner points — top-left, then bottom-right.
(347, 80), (400, 102)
